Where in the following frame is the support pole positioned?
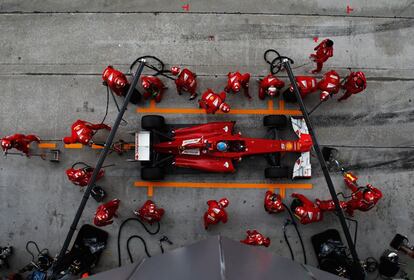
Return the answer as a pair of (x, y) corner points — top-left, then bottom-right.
(282, 59), (365, 280)
(51, 60), (146, 276)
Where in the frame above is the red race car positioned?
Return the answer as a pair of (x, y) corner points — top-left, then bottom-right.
(135, 115), (313, 181)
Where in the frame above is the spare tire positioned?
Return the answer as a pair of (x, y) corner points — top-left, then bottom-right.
(264, 166), (289, 179)
(263, 115), (288, 129)
(141, 167), (165, 181)
(141, 115), (165, 130)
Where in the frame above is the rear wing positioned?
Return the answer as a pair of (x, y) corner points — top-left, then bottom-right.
(291, 117), (312, 179)
(135, 131), (150, 161)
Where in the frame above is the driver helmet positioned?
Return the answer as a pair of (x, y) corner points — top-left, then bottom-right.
(1, 139), (12, 150)
(216, 141), (228, 152)
(219, 198), (229, 208)
(170, 66), (180, 76)
(268, 86), (277, 96)
(219, 102), (231, 113)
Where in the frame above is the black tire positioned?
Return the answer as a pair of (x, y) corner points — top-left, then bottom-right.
(282, 88), (297, 103)
(264, 166), (289, 179)
(263, 115), (288, 129)
(141, 115), (165, 130)
(141, 167), (165, 181)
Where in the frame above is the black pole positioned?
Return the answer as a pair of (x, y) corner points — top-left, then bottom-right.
(51, 60), (146, 276)
(282, 60), (365, 279)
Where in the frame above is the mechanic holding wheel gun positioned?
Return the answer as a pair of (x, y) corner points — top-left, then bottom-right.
(63, 119), (111, 145)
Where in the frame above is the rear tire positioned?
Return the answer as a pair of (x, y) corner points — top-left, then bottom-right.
(141, 115), (165, 130)
(264, 166), (289, 179)
(263, 115), (288, 129)
(141, 167), (165, 181)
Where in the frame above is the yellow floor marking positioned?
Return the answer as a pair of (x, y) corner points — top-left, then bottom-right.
(134, 181), (312, 198)
(64, 143), (83, 149)
(137, 99), (302, 115)
(38, 143), (57, 149)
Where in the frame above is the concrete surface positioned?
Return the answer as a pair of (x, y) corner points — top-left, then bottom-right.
(0, 0), (413, 279)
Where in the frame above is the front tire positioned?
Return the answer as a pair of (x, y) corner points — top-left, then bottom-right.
(141, 115), (165, 130)
(141, 167), (165, 181)
(264, 166), (289, 179)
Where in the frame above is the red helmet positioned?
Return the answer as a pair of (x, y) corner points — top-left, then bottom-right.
(219, 102), (231, 113)
(320, 91), (330, 102)
(219, 198), (229, 208)
(1, 139), (12, 150)
(170, 66), (180, 76)
(141, 78), (150, 89)
(232, 82), (241, 92)
(268, 86), (277, 96)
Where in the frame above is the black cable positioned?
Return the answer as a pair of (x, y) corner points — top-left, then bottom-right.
(117, 218), (160, 267)
(282, 203), (307, 264)
(264, 49), (295, 75)
(345, 217), (358, 247)
(25, 241), (41, 262)
(107, 86), (128, 126)
(100, 84), (110, 125)
(71, 161), (91, 169)
(127, 235), (151, 263)
(283, 220), (295, 261)
(130, 55), (175, 80)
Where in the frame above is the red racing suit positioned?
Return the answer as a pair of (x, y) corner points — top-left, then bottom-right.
(258, 74), (285, 100)
(204, 198), (229, 229)
(315, 199), (347, 212)
(199, 89), (230, 114)
(240, 230), (271, 247)
(343, 172), (382, 216)
(102, 66), (129, 97)
(171, 66), (198, 100)
(285, 76), (318, 100)
(264, 190), (285, 214)
(310, 39), (334, 73)
(317, 70), (341, 97)
(65, 167), (104, 187)
(94, 199), (120, 227)
(134, 200), (165, 224)
(63, 120), (111, 145)
(1, 134), (40, 156)
(338, 71), (367, 101)
(291, 193), (323, 225)
(224, 71), (251, 99)
(141, 76), (166, 103)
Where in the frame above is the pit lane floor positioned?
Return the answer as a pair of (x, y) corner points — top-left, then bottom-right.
(0, 1), (413, 278)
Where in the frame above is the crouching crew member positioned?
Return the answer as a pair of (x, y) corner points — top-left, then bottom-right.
(240, 230), (271, 247)
(204, 198), (229, 229)
(225, 71), (251, 99)
(258, 74), (285, 100)
(134, 200), (165, 224)
(94, 199), (120, 227)
(141, 76), (166, 103)
(199, 89), (231, 114)
(1, 134), (40, 156)
(338, 71), (367, 102)
(170, 66), (198, 100)
(63, 120), (111, 145)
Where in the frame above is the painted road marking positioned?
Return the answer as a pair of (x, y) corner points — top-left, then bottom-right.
(64, 143), (83, 149)
(137, 99), (302, 115)
(38, 143), (57, 149)
(134, 181), (312, 198)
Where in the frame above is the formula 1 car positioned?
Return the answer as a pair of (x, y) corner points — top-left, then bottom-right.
(135, 115), (313, 181)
